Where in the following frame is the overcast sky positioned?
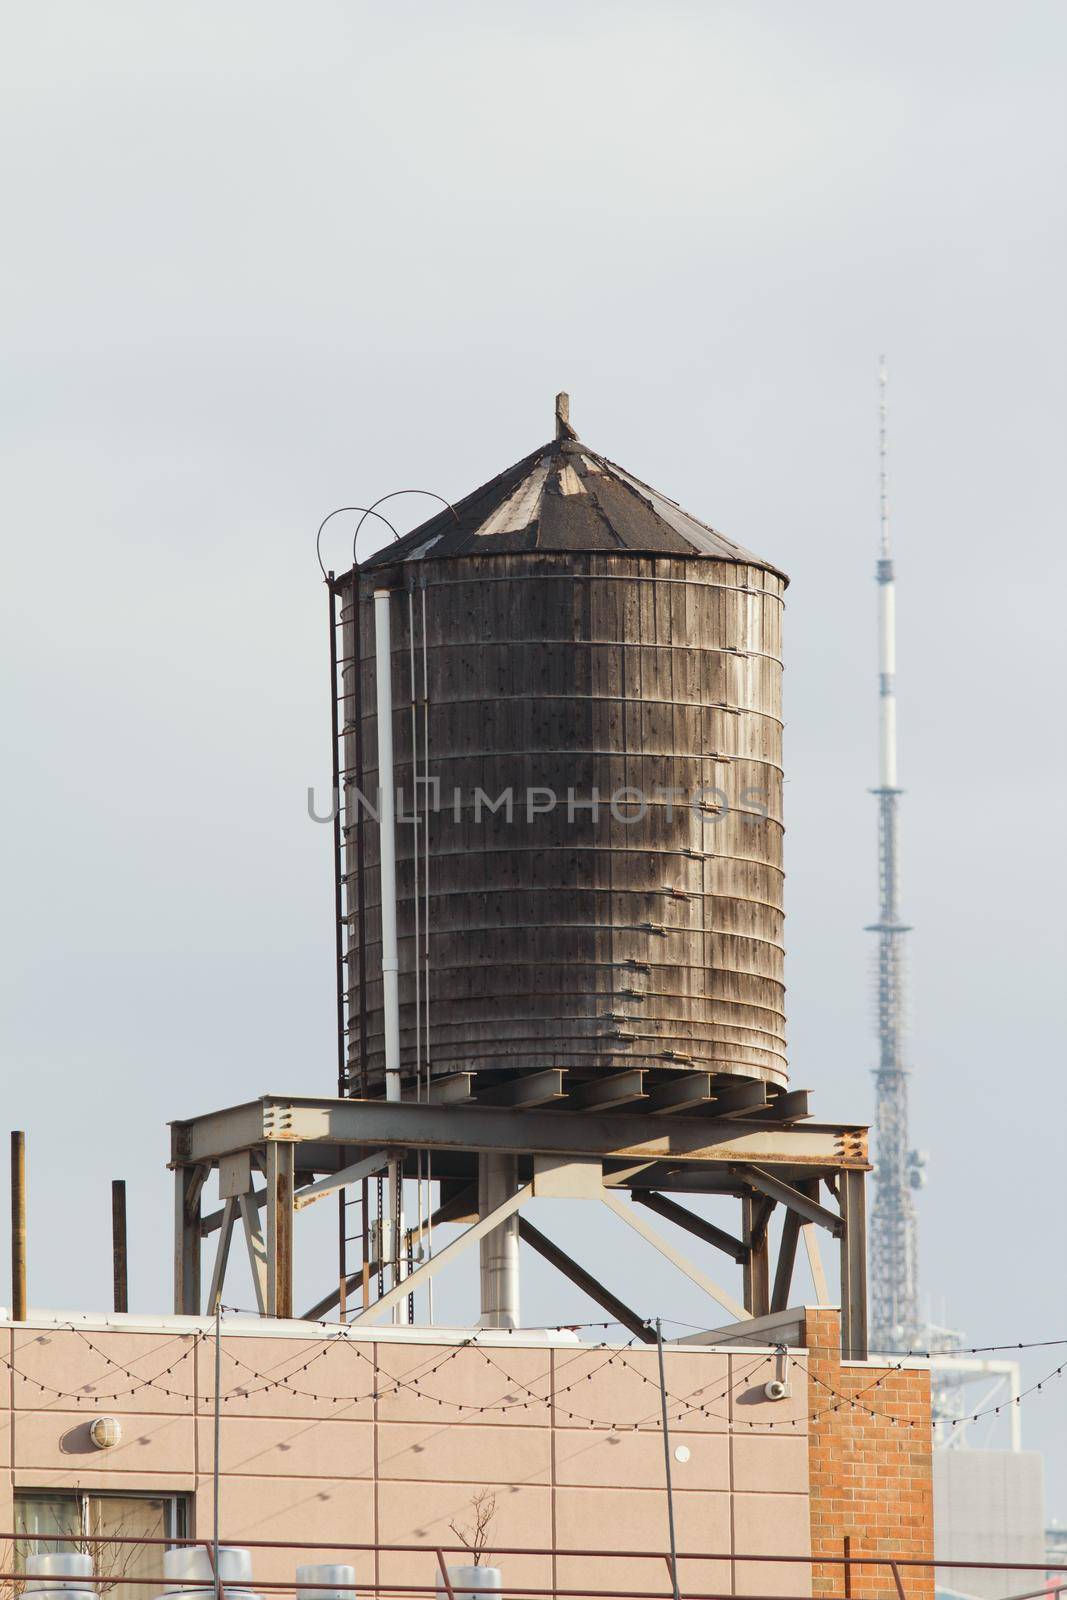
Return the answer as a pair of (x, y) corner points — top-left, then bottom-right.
(2, 0), (1065, 1514)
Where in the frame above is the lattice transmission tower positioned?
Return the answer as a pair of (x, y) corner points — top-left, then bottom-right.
(867, 357), (925, 1351)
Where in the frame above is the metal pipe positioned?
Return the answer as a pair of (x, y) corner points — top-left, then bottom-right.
(477, 1152), (520, 1329)
(328, 576), (349, 1321)
(212, 1301), (222, 1600)
(374, 588), (403, 1301)
(111, 1179), (128, 1313)
(655, 1318), (681, 1600)
(352, 580), (371, 1307)
(374, 588), (401, 1105)
(10, 1131), (26, 1321)
(421, 580), (434, 1323)
(328, 576), (346, 1098)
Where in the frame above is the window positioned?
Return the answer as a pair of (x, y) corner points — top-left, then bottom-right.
(15, 1493), (189, 1600)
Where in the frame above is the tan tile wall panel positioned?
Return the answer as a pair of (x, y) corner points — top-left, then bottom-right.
(555, 1483), (732, 1554)
(195, 1476), (376, 1588)
(552, 1349), (731, 1432)
(733, 1491), (812, 1596)
(375, 1344), (554, 1426)
(195, 1415), (375, 1480)
(196, 1337), (376, 1421)
(732, 1435), (809, 1495)
(377, 1421), (550, 1486)
(12, 1330), (197, 1415)
(12, 1412), (195, 1476)
(730, 1353), (809, 1431)
(554, 1426), (729, 1491)
(377, 1479), (552, 1578)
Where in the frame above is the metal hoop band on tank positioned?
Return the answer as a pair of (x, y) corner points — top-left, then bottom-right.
(315, 492), (460, 579)
(315, 506), (400, 580)
(350, 490), (460, 563)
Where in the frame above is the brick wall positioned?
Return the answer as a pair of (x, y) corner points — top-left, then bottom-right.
(806, 1310), (933, 1600)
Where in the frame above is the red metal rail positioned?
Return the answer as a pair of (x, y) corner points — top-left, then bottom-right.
(2, 1531), (1063, 1600)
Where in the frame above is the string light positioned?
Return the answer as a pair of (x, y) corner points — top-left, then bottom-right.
(7, 1320), (1063, 1436)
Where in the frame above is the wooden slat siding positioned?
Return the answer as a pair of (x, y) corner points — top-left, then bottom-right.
(340, 554), (786, 1090)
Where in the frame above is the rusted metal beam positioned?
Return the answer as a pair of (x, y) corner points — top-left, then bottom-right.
(602, 1191), (746, 1319)
(293, 1151), (388, 1211)
(517, 1218), (655, 1343)
(171, 1095), (868, 1171)
(730, 1164), (844, 1235)
(631, 1191), (748, 1264)
(770, 1207), (801, 1314)
(742, 1193), (772, 1318)
(207, 1197), (237, 1313)
(348, 1183), (535, 1325)
(761, 1089), (811, 1124)
(202, 1188), (263, 1237)
(474, 1069), (566, 1109)
(704, 1082), (768, 1119)
(646, 1074), (715, 1115)
(239, 1191), (269, 1315)
(568, 1070), (647, 1111)
(427, 1073), (474, 1104)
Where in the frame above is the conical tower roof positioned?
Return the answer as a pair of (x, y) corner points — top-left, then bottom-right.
(361, 395), (787, 581)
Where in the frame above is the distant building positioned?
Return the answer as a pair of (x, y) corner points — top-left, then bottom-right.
(934, 1451), (1046, 1600)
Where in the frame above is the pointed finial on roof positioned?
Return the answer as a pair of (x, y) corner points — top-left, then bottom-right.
(555, 391), (577, 441)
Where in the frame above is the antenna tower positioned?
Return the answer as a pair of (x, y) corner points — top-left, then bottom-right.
(867, 357), (922, 1350)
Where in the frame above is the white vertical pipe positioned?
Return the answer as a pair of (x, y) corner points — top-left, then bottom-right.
(478, 1152), (520, 1329)
(374, 589), (403, 1300)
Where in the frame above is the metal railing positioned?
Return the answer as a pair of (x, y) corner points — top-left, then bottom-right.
(3, 1531), (1064, 1600)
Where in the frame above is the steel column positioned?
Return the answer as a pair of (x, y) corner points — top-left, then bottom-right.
(267, 1141), (295, 1319)
(770, 1208), (801, 1314)
(839, 1167), (869, 1360)
(742, 1194), (771, 1318)
(173, 1165), (205, 1315)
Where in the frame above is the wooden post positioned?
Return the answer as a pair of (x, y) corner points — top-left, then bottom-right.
(10, 1131), (26, 1322)
(112, 1179), (128, 1313)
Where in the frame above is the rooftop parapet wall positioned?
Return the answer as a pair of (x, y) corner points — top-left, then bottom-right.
(0, 1312), (932, 1598)
(0, 1317), (811, 1598)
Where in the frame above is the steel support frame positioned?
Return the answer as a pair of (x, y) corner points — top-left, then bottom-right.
(169, 1094), (869, 1356)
